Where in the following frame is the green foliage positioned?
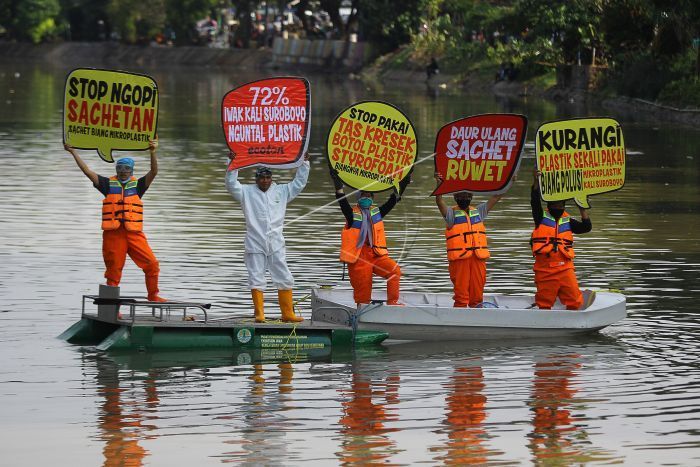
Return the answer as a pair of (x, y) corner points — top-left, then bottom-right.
(658, 78), (700, 108)
(604, 51), (677, 99)
(507, 0), (603, 65)
(60, 0), (111, 41)
(358, 0), (428, 54)
(165, 0), (216, 46)
(656, 49), (700, 107)
(4, 0), (61, 43)
(108, 0), (166, 44)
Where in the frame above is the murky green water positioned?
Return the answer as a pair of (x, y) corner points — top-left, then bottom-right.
(2, 60), (700, 465)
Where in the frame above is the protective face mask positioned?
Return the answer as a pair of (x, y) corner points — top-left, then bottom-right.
(358, 197), (373, 209)
(549, 208), (564, 218)
(456, 199), (471, 210)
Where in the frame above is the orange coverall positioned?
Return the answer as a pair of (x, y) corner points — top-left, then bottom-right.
(531, 187), (590, 310)
(99, 175), (161, 300)
(533, 256), (582, 310)
(103, 226), (160, 297)
(348, 245), (401, 305)
(449, 257), (486, 308)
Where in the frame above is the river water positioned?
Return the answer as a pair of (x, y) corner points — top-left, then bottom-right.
(1, 60), (700, 466)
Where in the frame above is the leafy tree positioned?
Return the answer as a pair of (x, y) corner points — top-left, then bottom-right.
(506, 0), (604, 66)
(357, 0), (427, 53)
(165, 0), (217, 46)
(107, 0), (166, 44)
(60, 0), (111, 41)
(1, 0), (61, 43)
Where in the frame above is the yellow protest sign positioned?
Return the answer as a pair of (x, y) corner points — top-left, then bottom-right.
(326, 101), (416, 192)
(535, 118), (625, 208)
(63, 68), (158, 162)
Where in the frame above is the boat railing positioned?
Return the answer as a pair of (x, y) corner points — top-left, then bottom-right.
(82, 295), (211, 323)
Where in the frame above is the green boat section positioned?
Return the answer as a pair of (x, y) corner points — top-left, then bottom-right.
(59, 316), (387, 351)
(59, 287), (387, 352)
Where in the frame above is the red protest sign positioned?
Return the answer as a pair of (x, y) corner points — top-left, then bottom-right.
(222, 77), (310, 170)
(432, 114), (527, 196)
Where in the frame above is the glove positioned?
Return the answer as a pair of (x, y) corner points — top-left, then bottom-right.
(329, 168), (344, 190)
(398, 173), (412, 193)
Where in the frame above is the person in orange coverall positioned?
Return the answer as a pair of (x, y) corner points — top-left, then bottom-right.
(65, 139), (166, 302)
(531, 170), (590, 309)
(434, 174), (504, 308)
(330, 169), (410, 306)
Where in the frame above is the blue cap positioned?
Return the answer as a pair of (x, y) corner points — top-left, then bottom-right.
(116, 158), (135, 169)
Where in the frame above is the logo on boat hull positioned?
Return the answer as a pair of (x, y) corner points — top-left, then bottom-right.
(236, 328), (253, 344)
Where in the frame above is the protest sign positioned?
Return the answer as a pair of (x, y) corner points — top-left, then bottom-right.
(432, 114), (527, 196)
(326, 101), (416, 192)
(535, 117), (625, 208)
(222, 77), (310, 170)
(63, 68), (158, 163)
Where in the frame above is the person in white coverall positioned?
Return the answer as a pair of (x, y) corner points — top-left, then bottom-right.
(226, 151), (310, 323)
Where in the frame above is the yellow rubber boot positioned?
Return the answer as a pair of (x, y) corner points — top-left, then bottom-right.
(279, 289), (303, 323)
(252, 289), (265, 323)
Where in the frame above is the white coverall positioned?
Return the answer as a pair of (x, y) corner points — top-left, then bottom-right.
(225, 161), (310, 290)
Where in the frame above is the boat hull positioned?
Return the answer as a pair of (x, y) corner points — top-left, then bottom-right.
(311, 288), (626, 341)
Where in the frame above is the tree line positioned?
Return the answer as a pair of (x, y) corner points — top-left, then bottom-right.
(1, 0), (699, 105)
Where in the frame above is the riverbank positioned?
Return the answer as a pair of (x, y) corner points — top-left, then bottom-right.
(361, 48), (700, 128)
(4, 41), (700, 127)
(0, 41), (270, 70)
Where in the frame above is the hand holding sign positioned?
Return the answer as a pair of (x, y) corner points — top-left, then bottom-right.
(432, 114), (527, 196)
(326, 101), (416, 193)
(63, 68), (159, 163)
(222, 77), (310, 171)
(535, 117), (625, 208)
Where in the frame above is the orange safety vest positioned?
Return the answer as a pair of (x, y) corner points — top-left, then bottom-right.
(445, 205), (490, 261)
(101, 176), (144, 232)
(339, 206), (388, 263)
(530, 211), (574, 259)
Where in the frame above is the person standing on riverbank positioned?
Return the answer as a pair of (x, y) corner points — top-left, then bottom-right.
(226, 152), (310, 323)
(434, 174), (504, 308)
(64, 139), (167, 302)
(330, 169), (410, 306)
(531, 170), (591, 309)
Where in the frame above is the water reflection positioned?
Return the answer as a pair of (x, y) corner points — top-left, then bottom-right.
(337, 364), (401, 464)
(3, 58), (700, 465)
(431, 362), (502, 465)
(94, 355), (158, 466)
(527, 354), (617, 464)
(227, 363), (294, 464)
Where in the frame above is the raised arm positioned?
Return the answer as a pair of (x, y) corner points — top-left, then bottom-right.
(485, 193), (503, 213)
(225, 151), (244, 202)
(65, 143), (99, 185)
(143, 138), (158, 188)
(570, 206), (592, 234)
(285, 152), (310, 202)
(379, 173), (411, 218)
(434, 173), (448, 218)
(330, 168), (353, 226)
(531, 169), (543, 226)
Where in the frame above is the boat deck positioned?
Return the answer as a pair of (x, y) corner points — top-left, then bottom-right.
(59, 287), (386, 351)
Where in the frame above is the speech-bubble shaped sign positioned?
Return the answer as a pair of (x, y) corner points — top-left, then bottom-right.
(63, 68), (158, 163)
(536, 117), (625, 209)
(223, 77), (310, 171)
(326, 100), (416, 192)
(432, 113), (527, 196)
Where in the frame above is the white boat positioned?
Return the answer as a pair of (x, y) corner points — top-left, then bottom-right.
(311, 287), (626, 341)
